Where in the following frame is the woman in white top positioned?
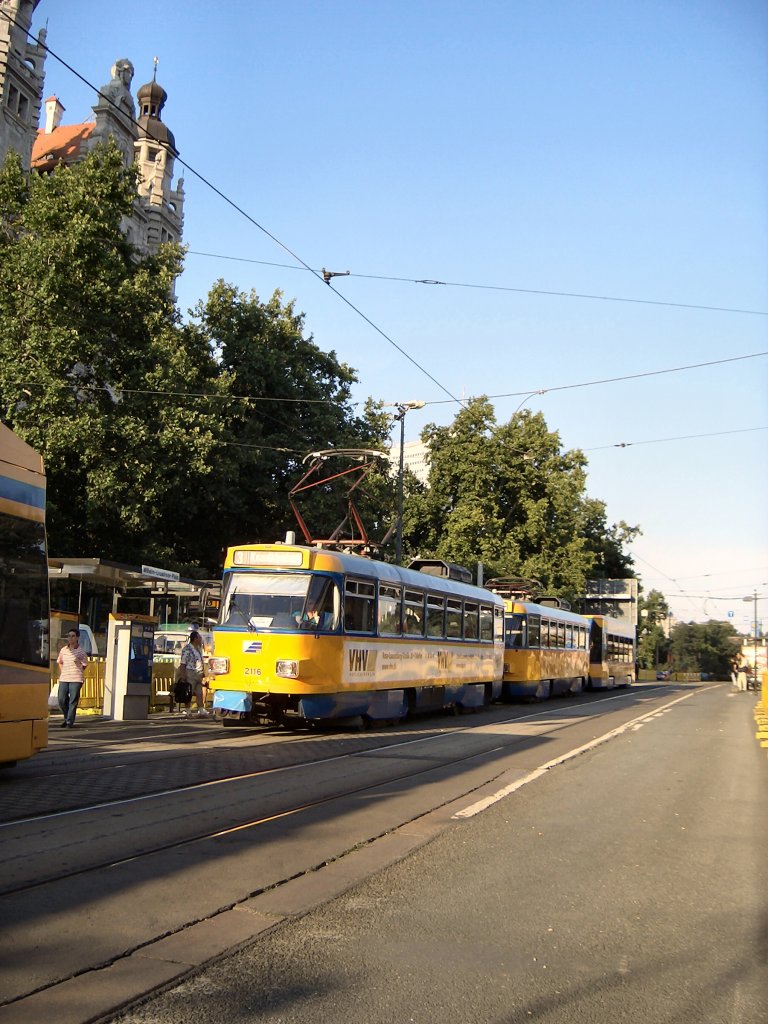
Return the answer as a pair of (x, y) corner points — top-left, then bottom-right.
(56, 628), (89, 728)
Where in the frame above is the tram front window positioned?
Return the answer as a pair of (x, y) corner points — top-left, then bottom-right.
(220, 572), (338, 631)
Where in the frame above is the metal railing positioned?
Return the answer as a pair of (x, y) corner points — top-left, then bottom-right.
(49, 658), (180, 712)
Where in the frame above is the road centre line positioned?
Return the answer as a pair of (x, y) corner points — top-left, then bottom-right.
(453, 690), (698, 818)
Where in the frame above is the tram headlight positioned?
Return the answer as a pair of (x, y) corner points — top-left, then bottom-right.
(211, 657), (229, 675)
(276, 659), (299, 678)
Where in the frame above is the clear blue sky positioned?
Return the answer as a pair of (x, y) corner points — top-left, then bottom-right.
(32, 0), (768, 628)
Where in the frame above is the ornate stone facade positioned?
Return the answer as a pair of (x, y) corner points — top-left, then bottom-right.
(0, 3), (184, 256)
(0, 0), (47, 169)
(31, 58), (185, 256)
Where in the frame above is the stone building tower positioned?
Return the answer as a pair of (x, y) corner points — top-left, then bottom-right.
(133, 69), (184, 251)
(31, 57), (185, 256)
(0, 0), (47, 168)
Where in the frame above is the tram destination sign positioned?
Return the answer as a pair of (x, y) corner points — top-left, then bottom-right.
(141, 564), (180, 582)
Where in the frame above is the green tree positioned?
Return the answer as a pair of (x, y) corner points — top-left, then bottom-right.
(0, 145), (227, 572)
(406, 399), (636, 599)
(194, 282), (392, 550)
(668, 620), (739, 678)
(636, 589), (671, 669)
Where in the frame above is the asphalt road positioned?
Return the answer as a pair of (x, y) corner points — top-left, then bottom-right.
(1, 683), (764, 1023)
(107, 684), (767, 1024)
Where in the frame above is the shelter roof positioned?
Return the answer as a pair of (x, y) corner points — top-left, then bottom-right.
(48, 557), (218, 599)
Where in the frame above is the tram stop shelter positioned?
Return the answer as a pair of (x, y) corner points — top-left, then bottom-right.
(48, 557), (220, 655)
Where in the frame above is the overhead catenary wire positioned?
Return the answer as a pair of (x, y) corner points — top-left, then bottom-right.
(432, 351), (768, 407)
(584, 425), (767, 452)
(19, 351), (768, 412)
(187, 250), (768, 319)
(6, 10), (763, 628)
(6, 9), (765, 419)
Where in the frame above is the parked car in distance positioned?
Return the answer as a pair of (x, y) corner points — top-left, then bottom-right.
(153, 627), (213, 665)
(656, 670), (669, 681)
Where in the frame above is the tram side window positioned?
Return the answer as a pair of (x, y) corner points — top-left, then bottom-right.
(556, 622), (566, 649)
(298, 575), (338, 630)
(541, 620), (551, 648)
(479, 605), (494, 642)
(426, 595), (445, 638)
(344, 578), (376, 634)
(494, 606), (504, 641)
(464, 602), (479, 640)
(378, 584), (402, 636)
(610, 635), (633, 663)
(528, 614), (541, 648)
(446, 599), (462, 638)
(403, 589), (425, 637)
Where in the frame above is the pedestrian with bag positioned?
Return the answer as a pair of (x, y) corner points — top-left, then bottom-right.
(56, 628), (89, 728)
(177, 630), (209, 717)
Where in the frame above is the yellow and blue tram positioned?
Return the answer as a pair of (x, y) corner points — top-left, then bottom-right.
(0, 425), (50, 765)
(499, 598), (591, 700)
(587, 614), (635, 689)
(210, 544), (505, 725)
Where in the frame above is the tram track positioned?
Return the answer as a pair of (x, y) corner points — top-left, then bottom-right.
(0, 690), (646, 824)
(1, 689), (664, 897)
(0, 730), (522, 900)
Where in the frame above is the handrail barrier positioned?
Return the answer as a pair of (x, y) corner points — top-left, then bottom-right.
(48, 658), (186, 714)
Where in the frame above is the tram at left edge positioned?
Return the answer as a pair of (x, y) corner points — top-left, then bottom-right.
(0, 424), (51, 766)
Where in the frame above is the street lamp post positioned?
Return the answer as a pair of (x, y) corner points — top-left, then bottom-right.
(390, 400), (425, 565)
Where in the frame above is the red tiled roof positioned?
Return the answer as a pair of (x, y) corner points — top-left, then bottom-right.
(31, 122), (95, 170)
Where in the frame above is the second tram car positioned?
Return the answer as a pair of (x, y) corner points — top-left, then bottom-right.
(500, 598), (590, 700)
(210, 544), (505, 725)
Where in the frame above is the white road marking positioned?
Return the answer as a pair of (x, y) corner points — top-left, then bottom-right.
(453, 690), (697, 818)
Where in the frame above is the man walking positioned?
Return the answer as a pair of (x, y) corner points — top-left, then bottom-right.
(57, 628), (89, 728)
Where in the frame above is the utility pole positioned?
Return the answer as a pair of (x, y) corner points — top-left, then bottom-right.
(743, 590), (759, 688)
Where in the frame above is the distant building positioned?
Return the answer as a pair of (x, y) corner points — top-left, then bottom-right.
(583, 578), (639, 628)
(0, 0), (47, 169)
(390, 438), (431, 486)
(0, 3), (184, 256)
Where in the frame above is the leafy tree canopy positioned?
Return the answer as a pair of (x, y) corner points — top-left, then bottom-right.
(637, 589), (671, 669)
(668, 620), (740, 678)
(0, 148), (641, 589)
(404, 399), (638, 601)
(192, 282), (392, 554)
(0, 145), (226, 570)
(0, 146), (393, 573)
